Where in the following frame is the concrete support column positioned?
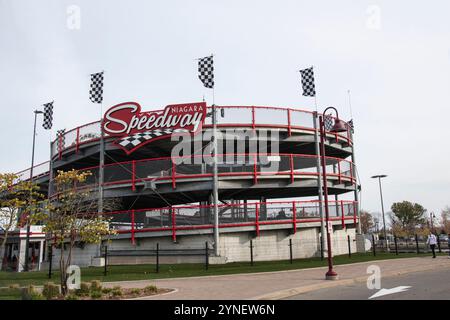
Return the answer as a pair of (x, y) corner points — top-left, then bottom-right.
(259, 197), (267, 221)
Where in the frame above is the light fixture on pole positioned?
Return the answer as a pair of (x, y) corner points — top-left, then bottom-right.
(319, 106), (347, 280)
(371, 174), (389, 252)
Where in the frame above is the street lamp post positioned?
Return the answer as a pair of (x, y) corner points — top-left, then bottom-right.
(24, 110), (43, 272)
(430, 212), (435, 232)
(319, 106), (347, 280)
(371, 175), (388, 252)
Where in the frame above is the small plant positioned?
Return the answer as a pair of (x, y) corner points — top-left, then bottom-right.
(143, 285), (157, 294)
(42, 282), (60, 300)
(65, 293), (79, 300)
(90, 291), (103, 299)
(76, 282), (91, 296)
(102, 287), (113, 294)
(90, 280), (102, 292)
(111, 286), (123, 297)
(21, 285), (44, 300)
(130, 288), (141, 295)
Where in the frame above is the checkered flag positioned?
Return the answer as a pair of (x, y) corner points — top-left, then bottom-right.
(299, 67), (316, 97)
(42, 102), (54, 130)
(198, 55), (214, 89)
(348, 119), (354, 133)
(324, 114), (334, 131)
(57, 129), (66, 152)
(89, 72), (104, 103)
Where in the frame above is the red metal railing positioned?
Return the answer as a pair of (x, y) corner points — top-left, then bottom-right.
(102, 199), (358, 243)
(47, 153), (356, 196)
(49, 105), (353, 159)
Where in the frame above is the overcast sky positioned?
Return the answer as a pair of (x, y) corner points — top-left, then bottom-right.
(1, 0), (449, 218)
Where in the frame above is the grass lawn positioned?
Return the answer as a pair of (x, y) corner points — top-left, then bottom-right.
(0, 252), (441, 289)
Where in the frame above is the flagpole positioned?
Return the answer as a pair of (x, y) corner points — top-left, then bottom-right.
(309, 65), (326, 257)
(211, 56), (220, 257)
(24, 109), (43, 271)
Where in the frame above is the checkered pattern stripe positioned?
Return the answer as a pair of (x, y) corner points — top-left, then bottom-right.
(117, 129), (189, 152)
(57, 129), (66, 152)
(198, 56), (214, 89)
(299, 67), (316, 97)
(324, 114), (334, 131)
(42, 102), (53, 130)
(89, 72), (104, 103)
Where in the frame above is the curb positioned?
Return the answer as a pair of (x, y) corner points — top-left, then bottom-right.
(251, 260), (450, 300)
(101, 256), (433, 286)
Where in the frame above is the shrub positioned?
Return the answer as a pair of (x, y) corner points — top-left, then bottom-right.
(42, 282), (60, 300)
(111, 286), (123, 297)
(90, 280), (102, 292)
(76, 282), (91, 296)
(130, 288), (141, 295)
(90, 291), (103, 299)
(102, 287), (113, 294)
(65, 293), (79, 300)
(143, 285), (157, 294)
(21, 285), (44, 300)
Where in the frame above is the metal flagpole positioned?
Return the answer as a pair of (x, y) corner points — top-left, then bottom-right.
(97, 71), (105, 216)
(309, 65), (325, 256)
(212, 78), (220, 257)
(24, 110), (43, 271)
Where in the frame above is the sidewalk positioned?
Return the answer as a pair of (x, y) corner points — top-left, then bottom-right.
(104, 256), (450, 300)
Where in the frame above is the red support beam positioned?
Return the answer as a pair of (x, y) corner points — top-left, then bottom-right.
(172, 207), (176, 242)
(253, 154), (258, 184)
(255, 203), (260, 237)
(76, 128), (80, 154)
(289, 154), (294, 184)
(353, 202), (357, 225)
(172, 161), (176, 189)
(338, 161), (342, 184)
(292, 202), (297, 233)
(341, 201), (345, 229)
(131, 160), (136, 191)
(287, 109), (292, 136)
(131, 209), (135, 244)
(251, 106), (256, 129)
(58, 135), (62, 160)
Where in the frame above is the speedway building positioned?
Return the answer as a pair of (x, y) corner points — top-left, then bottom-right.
(3, 102), (361, 270)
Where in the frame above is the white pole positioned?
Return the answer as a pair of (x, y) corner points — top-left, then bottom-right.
(212, 87), (220, 256)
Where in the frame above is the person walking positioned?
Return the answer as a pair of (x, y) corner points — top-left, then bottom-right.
(427, 232), (437, 258)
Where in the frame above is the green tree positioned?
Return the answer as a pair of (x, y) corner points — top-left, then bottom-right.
(31, 169), (119, 295)
(0, 173), (47, 271)
(390, 201), (427, 236)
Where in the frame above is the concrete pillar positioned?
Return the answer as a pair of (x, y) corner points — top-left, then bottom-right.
(18, 237), (27, 272)
(259, 197), (267, 221)
(38, 240), (44, 271)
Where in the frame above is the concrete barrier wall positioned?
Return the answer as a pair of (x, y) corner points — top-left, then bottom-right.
(46, 227), (357, 269)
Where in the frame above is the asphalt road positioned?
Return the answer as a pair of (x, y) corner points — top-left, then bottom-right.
(284, 265), (450, 300)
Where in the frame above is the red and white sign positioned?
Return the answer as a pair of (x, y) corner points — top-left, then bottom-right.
(103, 101), (207, 154)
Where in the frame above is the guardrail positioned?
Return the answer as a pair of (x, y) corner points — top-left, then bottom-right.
(49, 105), (353, 159)
(102, 199), (358, 243)
(47, 153), (355, 196)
